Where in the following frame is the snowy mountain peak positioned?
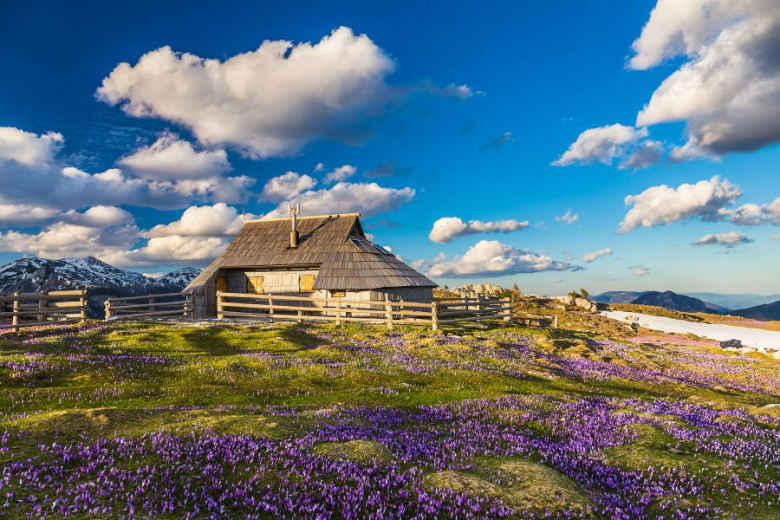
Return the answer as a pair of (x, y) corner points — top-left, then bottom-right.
(0, 256), (201, 303)
(154, 268), (202, 290)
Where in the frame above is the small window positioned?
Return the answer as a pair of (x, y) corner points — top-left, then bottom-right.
(246, 276), (264, 294)
(331, 290), (346, 298)
(299, 274), (315, 293)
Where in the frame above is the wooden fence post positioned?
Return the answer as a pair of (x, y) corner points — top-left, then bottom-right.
(216, 291), (224, 320)
(502, 297), (511, 322)
(79, 291), (87, 323)
(335, 299), (342, 326)
(268, 295), (274, 322)
(104, 298), (112, 320)
(184, 293), (193, 320)
(431, 300), (438, 331)
(38, 292), (48, 323)
(553, 315), (558, 329)
(385, 294), (393, 330)
(12, 292), (20, 332)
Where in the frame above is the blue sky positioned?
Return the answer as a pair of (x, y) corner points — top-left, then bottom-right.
(0, 0), (778, 294)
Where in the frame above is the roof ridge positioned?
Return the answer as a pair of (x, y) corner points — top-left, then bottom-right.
(244, 213), (361, 223)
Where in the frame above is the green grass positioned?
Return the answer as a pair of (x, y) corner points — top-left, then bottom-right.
(0, 320), (777, 518)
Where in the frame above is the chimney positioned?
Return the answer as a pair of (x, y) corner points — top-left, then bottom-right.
(289, 204), (300, 248)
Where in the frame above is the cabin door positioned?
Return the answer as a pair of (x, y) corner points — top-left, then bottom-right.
(215, 276), (227, 293)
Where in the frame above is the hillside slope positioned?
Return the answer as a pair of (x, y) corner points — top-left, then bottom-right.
(0, 321), (777, 518)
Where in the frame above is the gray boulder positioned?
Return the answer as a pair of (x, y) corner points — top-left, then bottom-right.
(720, 339), (742, 349)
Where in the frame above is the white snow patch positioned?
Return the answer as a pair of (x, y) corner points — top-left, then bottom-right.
(602, 311), (780, 351)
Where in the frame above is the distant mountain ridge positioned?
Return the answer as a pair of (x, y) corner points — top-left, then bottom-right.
(594, 290), (780, 311)
(592, 291), (649, 304)
(682, 292), (780, 310)
(631, 291), (726, 313)
(728, 301), (780, 321)
(0, 256), (201, 318)
(594, 288), (780, 322)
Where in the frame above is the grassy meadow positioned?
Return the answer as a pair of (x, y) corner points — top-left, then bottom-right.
(0, 317), (778, 518)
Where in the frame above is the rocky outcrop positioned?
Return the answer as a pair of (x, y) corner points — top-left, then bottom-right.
(450, 283), (507, 297)
(553, 295), (598, 313)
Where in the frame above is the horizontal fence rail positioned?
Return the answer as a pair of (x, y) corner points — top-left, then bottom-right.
(1, 289), (554, 331)
(105, 292), (192, 321)
(216, 292), (512, 330)
(0, 290), (88, 332)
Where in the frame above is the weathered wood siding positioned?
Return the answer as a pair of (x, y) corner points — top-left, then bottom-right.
(373, 287), (434, 303)
(191, 276), (217, 319)
(233, 268), (321, 295)
(192, 267), (434, 319)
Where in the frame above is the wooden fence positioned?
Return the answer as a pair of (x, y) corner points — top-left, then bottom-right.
(105, 292), (193, 321)
(216, 292), (512, 330)
(0, 290), (88, 332)
(514, 314), (558, 328)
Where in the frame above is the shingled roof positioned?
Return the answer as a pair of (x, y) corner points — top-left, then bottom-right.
(185, 213), (436, 292)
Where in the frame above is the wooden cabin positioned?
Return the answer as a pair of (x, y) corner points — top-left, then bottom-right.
(184, 212), (437, 319)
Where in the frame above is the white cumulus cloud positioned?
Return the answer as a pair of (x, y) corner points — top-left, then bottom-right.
(619, 140), (665, 170)
(426, 240), (576, 277)
(762, 197), (780, 225)
(552, 124), (652, 167)
(97, 27), (398, 158)
(582, 248), (613, 262)
(103, 235), (229, 267)
(323, 164), (357, 184)
(725, 203), (765, 226)
(143, 203), (254, 238)
(0, 204), (63, 227)
(555, 210), (579, 225)
(265, 182), (415, 219)
(117, 132), (231, 181)
(632, 0), (780, 156)
(0, 127), (253, 210)
(259, 172), (317, 203)
(0, 127), (64, 166)
(618, 176), (742, 233)
(0, 205), (239, 267)
(429, 217), (529, 243)
(64, 206), (135, 227)
(693, 231), (753, 248)
(0, 212), (140, 260)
